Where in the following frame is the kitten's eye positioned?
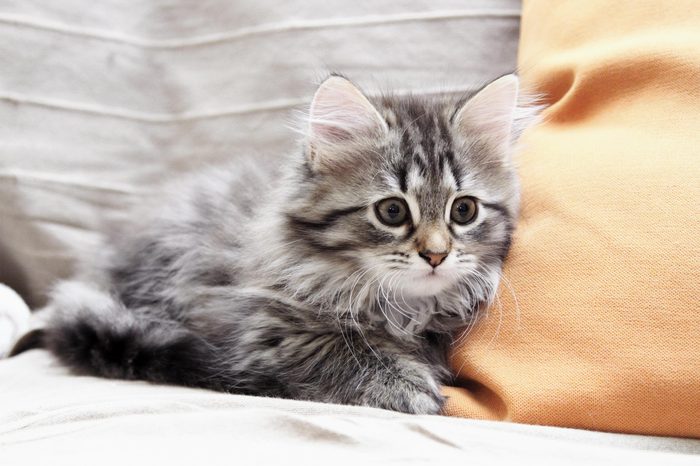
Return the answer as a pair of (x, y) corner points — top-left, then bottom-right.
(450, 196), (478, 225)
(375, 198), (409, 226)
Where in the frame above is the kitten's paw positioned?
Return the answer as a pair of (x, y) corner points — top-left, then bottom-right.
(361, 362), (445, 415)
(393, 386), (445, 415)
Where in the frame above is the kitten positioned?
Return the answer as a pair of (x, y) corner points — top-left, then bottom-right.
(14, 74), (535, 414)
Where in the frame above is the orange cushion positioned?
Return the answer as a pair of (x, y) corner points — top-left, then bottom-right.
(444, 0), (700, 438)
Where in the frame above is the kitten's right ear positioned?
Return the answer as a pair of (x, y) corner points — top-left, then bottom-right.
(307, 76), (387, 170)
(452, 74), (519, 153)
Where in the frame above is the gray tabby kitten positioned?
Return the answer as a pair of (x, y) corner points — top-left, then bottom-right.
(15, 74), (534, 414)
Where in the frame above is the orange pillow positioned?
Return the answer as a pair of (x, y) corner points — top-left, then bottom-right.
(444, 0), (700, 438)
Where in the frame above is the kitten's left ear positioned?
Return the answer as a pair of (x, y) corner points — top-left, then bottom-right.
(307, 76), (388, 170)
(452, 74), (519, 152)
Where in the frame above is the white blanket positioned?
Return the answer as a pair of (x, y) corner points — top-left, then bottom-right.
(1, 351), (698, 465)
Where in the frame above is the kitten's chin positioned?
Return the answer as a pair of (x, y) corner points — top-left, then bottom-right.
(399, 271), (454, 297)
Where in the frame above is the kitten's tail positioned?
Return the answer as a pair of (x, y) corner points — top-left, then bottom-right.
(24, 281), (229, 390)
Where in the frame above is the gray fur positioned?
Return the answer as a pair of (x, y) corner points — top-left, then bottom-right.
(34, 75), (535, 414)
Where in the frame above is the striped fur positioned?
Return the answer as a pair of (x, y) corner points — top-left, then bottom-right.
(25, 75), (536, 414)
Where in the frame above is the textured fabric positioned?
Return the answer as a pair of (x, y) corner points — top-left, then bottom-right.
(1, 351), (699, 465)
(0, 284), (30, 358)
(0, 0), (521, 307)
(444, 0), (700, 438)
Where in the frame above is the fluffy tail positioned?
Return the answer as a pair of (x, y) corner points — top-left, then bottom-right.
(28, 281), (231, 391)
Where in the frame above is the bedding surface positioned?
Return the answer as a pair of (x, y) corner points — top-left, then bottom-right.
(1, 351), (699, 465)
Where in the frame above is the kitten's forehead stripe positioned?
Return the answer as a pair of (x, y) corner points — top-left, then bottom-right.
(412, 151), (427, 175)
(392, 99), (462, 194)
(436, 114), (463, 191)
(397, 159), (409, 193)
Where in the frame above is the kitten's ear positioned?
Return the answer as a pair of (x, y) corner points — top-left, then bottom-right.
(307, 76), (387, 169)
(453, 74), (519, 152)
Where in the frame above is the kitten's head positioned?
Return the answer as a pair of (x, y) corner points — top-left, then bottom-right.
(282, 75), (534, 331)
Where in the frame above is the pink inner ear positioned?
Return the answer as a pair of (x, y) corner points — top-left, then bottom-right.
(311, 119), (353, 142)
(454, 75), (519, 144)
(309, 77), (387, 147)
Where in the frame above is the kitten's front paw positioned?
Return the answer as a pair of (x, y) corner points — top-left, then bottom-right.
(393, 385), (445, 415)
(362, 363), (445, 415)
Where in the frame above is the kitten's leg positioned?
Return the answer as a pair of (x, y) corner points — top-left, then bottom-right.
(188, 295), (447, 413)
(41, 280), (233, 390)
(275, 331), (446, 415)
(194, 295), (448, 414)
(349, 351), (446, 415)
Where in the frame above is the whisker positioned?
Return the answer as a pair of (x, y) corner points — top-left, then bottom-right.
(344, 264), (402, 372)
(377, 273), (410, 337)
(383, 271), (419, 324)
(499, 273), (521, 333)
(350, 276), (390, 372)
(387, 265), (407, 270)
(484, 286), (504, 351)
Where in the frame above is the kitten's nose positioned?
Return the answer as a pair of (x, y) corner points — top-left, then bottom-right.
(418, 251), (448, 268)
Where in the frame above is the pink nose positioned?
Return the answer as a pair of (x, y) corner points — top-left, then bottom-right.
(418, 251), (448, 268)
